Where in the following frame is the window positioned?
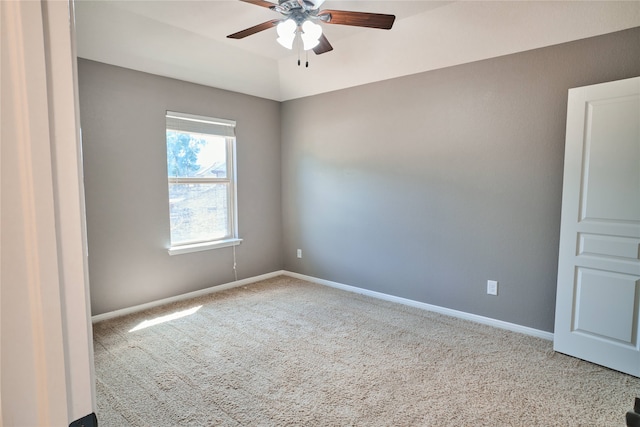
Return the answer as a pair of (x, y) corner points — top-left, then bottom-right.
(166, 111), (241, 255)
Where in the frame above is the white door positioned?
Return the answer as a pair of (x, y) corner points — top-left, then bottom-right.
(554, 76), (640, 376)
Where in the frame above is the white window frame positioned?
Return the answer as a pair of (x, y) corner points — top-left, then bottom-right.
(166, 111), (242, 255)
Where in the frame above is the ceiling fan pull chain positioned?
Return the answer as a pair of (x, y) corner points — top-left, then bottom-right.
(306, 50), (309, 68)
(297, 36), (301, 66)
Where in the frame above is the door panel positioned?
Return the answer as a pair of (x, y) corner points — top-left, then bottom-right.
(581, 96), (640, 222)
(554, 76), (640, 377)
(578, 233), (640, 261)
(574, 267), (638, 344)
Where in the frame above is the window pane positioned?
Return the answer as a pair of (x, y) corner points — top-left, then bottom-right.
(167, 131), (227, 178)
(169, 183), (229, 245)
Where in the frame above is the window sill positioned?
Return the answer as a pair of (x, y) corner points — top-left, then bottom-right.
(168, 238), (242, 256)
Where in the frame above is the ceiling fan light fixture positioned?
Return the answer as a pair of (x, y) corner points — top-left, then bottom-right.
(301, 20), (322, 51)
(228, 0), (396, 58)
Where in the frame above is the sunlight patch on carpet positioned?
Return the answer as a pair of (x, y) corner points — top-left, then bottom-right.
(128, 306), (202, 332)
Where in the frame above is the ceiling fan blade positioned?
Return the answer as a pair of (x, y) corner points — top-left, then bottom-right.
(238, 0), (277, 9)
(227, 19), (280, 39)
(318, 10), (395, 30)
(313, 34), (333, 55)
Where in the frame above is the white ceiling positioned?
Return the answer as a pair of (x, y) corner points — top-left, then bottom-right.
(74, 1), (640, 101)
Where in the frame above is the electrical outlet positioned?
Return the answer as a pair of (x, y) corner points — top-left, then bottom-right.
(487, 280), (498, 296)
(297, 249), (302, 259)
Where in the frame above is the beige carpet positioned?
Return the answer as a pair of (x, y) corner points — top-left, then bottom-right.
(93, 276), (639, 426)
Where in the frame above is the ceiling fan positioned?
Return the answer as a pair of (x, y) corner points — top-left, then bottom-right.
(227, 0), (395, 60)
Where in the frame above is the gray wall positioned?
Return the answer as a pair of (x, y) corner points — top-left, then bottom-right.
(79, 28), (640, 330)
(281, 27), (640, 332)
(78, 59), (282, 315)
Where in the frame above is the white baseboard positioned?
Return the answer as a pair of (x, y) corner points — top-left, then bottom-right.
(91, 270), (286, 323)
(92, 269), (554, 341)
(283, 271), (554, 341)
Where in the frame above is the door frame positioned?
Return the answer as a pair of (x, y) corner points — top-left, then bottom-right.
(1, 0), (95, 424)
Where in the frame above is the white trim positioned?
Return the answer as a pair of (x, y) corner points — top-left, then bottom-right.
(92, 269), (554, 341)
(168, 238), (243, 256)
(283, 271), (555, 341)
(91, 270), (285, 323)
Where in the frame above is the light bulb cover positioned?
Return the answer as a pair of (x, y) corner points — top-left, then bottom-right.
(301, 36), (319, 50)
(276, 19), (296, 50)
(277, 36), (295, 49)
(301, 20), (322, 51)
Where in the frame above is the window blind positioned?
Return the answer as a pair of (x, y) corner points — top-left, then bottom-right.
(166, 111), (236, 138)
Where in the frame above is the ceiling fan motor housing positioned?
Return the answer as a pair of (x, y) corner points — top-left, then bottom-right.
(295, 0), (325, 11)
